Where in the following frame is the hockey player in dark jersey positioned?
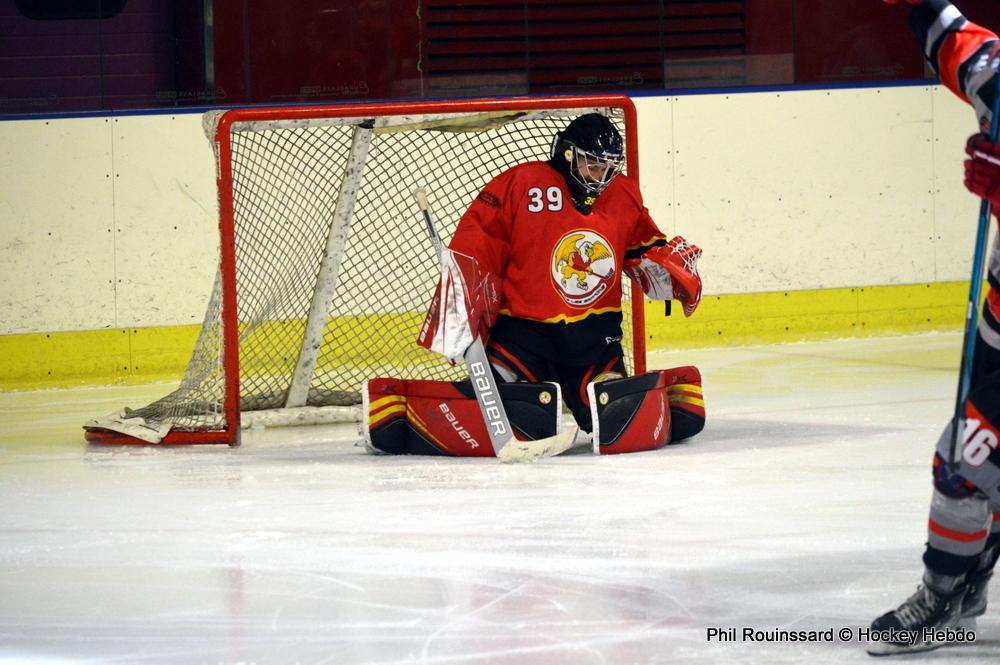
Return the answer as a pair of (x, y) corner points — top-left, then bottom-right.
(871, 0), (1000, 655)
(375, 113), (706, 457)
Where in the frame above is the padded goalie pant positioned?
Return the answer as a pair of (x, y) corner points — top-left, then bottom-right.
(486, 337), (626, 432)
(924, 332), (1000, 584)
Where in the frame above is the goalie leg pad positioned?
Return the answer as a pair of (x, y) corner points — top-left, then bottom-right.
(588, 365), (706, 455)
(364, 378), (561, 456)
(588, 371), (671, 455)
(663, 365), (705, 442)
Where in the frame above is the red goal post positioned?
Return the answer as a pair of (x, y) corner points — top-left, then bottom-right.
(84, 95), (646, 446)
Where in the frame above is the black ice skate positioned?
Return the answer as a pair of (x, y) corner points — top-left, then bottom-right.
(866, 584), (967, 656)
(960, 545), (998, 628)
(959, 568), (992, 627)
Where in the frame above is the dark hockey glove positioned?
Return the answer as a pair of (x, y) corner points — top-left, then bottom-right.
(964, 133), (1000, 211)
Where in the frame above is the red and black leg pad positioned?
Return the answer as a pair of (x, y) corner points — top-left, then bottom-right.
(588, 366), (705, 455)
(663, 365), (706, 442)
(364, 378), (561, 457)
(588, 371), (671, 455)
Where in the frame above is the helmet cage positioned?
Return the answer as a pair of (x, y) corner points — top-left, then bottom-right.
(565, 143), (624, 196)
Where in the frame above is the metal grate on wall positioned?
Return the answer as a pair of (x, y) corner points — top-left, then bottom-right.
(424, 0), (746, 96)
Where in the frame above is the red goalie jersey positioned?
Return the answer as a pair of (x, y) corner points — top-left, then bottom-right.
(448, 160), (666, 364)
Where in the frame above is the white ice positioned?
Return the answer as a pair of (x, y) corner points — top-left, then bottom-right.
(0, 332), (997, 664)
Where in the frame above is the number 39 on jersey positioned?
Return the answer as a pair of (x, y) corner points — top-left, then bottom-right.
(527, 186), (563, 213)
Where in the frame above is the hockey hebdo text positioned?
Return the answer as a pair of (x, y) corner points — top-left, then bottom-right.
(705, 626), (976, 646)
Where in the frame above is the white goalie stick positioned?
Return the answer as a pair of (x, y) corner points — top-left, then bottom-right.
(413, 188), (577, 462)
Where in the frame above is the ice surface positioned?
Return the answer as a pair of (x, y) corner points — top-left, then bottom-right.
(0, 333), (997, 664)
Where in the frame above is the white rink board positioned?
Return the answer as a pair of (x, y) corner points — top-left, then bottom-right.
(0, 112), (217, 335)
(932, 84), (990, 278)
(0, 116), (117, 332)
(0, 85), (985, 335)
(670, 86), (935, 292)
(110, 114), (219, 329)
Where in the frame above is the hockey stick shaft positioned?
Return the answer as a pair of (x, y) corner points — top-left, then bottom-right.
(948, 73), (1000, 469)
(414, 188), (444, 261)
(413, 188), (576, 462)
(415, 187), (512, 449)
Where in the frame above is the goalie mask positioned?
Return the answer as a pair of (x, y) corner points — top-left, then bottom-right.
(549, 113), (625, 214)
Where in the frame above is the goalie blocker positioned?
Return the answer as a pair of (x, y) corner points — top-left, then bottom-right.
(365, 365), (704, 457)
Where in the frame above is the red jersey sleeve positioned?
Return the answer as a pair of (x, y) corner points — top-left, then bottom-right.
(448, 170), (515, 278)
(909, 0), (1000, 128)
(615, 174), (667, 260)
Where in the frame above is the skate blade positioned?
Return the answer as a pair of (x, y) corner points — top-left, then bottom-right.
(866, 639), (947, 657)
(957, 616), (978, 630)
(496, 428), (577, 463)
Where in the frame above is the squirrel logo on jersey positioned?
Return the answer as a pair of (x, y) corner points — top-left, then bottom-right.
(552, 230), (616, 307)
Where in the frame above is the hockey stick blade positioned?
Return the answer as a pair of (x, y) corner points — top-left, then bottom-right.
(496, 427), (578, 463)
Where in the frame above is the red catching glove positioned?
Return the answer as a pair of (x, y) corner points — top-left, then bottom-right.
(964, 133), (1000, 210)
(416, 249), (501, 363)
(624, 236), (703, 317)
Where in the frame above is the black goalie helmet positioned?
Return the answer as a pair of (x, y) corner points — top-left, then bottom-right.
(549, 113), (625, 214)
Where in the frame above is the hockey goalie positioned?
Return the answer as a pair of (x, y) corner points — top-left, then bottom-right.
(364, 113), (706, 457)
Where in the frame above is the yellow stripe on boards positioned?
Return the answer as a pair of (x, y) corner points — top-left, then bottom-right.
(0, 325), (200, 390)
(642, 282), (978, 349)
(0, 281), (986, 390)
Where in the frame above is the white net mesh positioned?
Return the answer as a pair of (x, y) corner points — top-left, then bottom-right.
(95, 104), (636, 439)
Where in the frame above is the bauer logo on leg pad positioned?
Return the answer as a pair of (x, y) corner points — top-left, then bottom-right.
(438, 403), (481, 449)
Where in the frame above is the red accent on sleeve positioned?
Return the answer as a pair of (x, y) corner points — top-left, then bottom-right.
(938, 24), (999, 103)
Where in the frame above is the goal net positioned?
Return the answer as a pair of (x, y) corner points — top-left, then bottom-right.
(84, 96), (644, 445)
